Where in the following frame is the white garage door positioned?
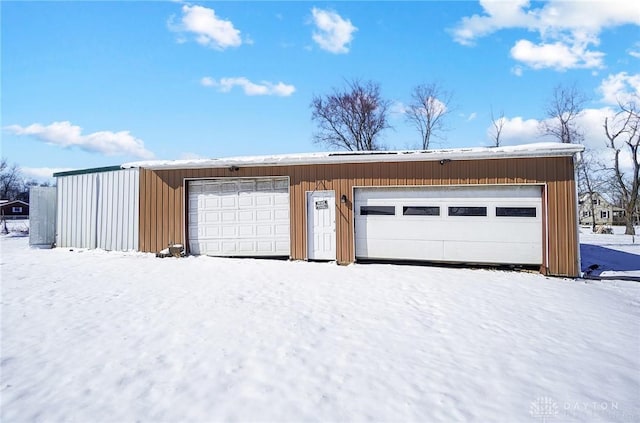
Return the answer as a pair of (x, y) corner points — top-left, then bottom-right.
(354, 185), (543, 265)
(188, 177), (290, 257)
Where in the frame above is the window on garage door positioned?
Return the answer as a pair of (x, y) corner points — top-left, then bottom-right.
(403, 206), (440, 216)
(360, 206), (395, 215)
(448, 206), (487, 216)
(496, 207), (537, 217)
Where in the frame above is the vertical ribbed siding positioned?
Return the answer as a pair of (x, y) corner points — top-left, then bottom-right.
(95, 169), (139, 251)
(138, 156), (579, 277)
(56, 169), (139, 251)
(57, 172), (97, 248)
(29, 186), (57, 247)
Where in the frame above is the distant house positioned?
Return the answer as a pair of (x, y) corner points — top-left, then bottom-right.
(0, 200), (29, 220)
(578, 193), (626, 226)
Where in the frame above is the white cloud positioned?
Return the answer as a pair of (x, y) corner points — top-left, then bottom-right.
(389, 101), (408, 117)
(510, 39), (604, 70)
(511, 65), (524, 76)
(22, 167), (72, 181)
(598, 72), (640, 105)
(486, 116), (553, 146)
(483, 106), (636, 173)
(169, 4), (242, 50)
(4, 121), (155, 159)
(200, 76), (215, 87)
(484, 108), (612, 150)
(467, 112), (477, 121)
(452, 0), (639, 70)
(310, 8), (357, 54)
(201, 76), (295, 96)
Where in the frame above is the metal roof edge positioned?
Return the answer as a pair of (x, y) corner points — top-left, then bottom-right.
(53, 165), (123, 178)
(0, 199), (29, 206)
(123, 143), (585, 171)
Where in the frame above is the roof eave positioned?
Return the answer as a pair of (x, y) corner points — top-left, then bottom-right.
(130, 145), (584, 171)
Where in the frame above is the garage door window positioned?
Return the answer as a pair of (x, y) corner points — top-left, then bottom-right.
(496, 207), (536, 217)
(448, 206), (487, 217)
(360, 206), (395, 216)
(403, 206), (440, 216)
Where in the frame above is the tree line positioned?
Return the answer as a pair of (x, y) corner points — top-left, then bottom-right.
(0, 159), (52, 202)
(310, 79), (639, 235)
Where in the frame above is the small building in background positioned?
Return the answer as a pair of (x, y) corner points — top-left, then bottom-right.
(0, 200), (29, 220)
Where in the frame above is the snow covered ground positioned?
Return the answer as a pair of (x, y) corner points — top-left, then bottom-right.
(580, 225), (640, 280)
(1, 223), (639, 422)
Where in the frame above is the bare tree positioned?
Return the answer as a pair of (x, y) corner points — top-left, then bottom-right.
(311, 79), (391, 151)
(0, 159), (24, 200)
(577, 151), (609, 232)
(604, 98), (640, 235)
(490, 107), (506, 147)
(540, 83), (587, 144)
(405, 83), (454, 149)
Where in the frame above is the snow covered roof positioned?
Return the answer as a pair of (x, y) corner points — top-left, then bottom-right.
(0, 200), (28, 206)
(121, 142), (584, 171)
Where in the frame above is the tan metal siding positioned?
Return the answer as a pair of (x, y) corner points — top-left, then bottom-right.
(138, 156), (579, 277)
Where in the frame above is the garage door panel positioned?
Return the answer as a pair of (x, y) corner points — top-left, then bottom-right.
(203, 197), (221, 208)
(274, 224), (289, 235)
(355, 185), (542, 265)
(443, 241), (541, 264)
(256, 180), (273, 191)
(238, 225), (254, 236)
(356, 220), (540, 244)
(274, 209), (289, 220)
(257, 210), (273, 221)
(274, 195), (289, 206)
(188, 177), (290, 257)
(220, 196), (236, 208)
(221, 211), (235, 222)
(238, 210), (254, 221)
(222, 241), (237, 254)
(238, 195), (254, 207)
(256, 225), (272, 236)
(203, 211), (219, 223)
(204, 226), (220, 237)
(238, 181), (255, 191)
(255, 195), (273, 207)
(356, 238), (445, 261)
(221, 225), (237, 237)
(275, 240), (290, 253)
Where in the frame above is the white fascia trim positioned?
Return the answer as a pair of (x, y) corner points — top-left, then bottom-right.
(122, 142), (585, 171)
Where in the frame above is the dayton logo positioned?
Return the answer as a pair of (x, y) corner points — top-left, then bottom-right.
(530, 396), (559, 422)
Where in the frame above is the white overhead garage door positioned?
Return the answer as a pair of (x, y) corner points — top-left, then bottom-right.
(188, 177), (290, 257)
(354, 185), (543, 265)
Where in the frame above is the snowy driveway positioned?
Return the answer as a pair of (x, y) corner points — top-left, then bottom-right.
(1, 234), (639, 422)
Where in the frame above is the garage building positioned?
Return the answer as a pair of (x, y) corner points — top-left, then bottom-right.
(54, 142), (584, 277)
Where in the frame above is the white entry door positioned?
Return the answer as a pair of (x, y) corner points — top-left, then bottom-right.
(307, 190), (336, 260)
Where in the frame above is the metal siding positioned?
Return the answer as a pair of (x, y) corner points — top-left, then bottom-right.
(56, 168), (139, 251)
(56, 173), (95, 248)
(137, 156), (579, 276)
(29, 186), (57, 247)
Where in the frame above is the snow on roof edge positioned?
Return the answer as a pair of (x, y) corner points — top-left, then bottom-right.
(121, 143), (584, 171)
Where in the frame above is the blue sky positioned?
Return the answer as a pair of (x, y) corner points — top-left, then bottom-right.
(2, 1), (639, 180)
